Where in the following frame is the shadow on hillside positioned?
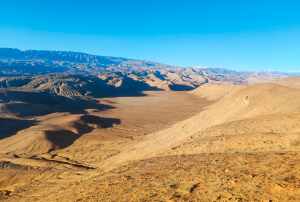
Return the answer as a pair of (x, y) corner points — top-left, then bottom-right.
(0, 90), (116, 118)
(0, 115), (121, 152)
(108, 77), (164, 97)
(0, 118), (38, 140)
(45, 115), (121, 150)
(169, 84), (195, 91)
(85, 76), (165, 98)
(0, 89), (121, 142)
(80, 115), (121, 128)
(0, 74), (194, 144)
(153, 71), (167, 81)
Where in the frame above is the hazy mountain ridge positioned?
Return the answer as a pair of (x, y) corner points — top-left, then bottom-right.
(0, 48), (291, 88)
(0, 48), (178, 75)
(203, 67), (300, 77)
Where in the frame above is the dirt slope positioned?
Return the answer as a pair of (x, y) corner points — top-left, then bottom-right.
(98, 83), (300, 168)
(188, 83), (247, 101)
(0, 91), (213, 196)
(1, 81), (300, 201)
(0, 113), (109, 155)
(10, 152), (298, 202)
(275, 77), (300, 88)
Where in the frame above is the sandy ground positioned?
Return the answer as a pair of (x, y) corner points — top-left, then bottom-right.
(2, 152), (300, 201)
(115, 96), (169, 106)
(0, 91), (213, 196)
(1, 81), (300, 201)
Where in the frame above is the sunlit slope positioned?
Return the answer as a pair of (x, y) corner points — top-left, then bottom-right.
(188, 83), (247, 101)
(100, 83), (300, 168)
(3, 82), (299, 166)
(163, 82), (300, 155)
(275, 77), (300, 88)
(1, 81), (300, 201)
(0, 113), (111, 155)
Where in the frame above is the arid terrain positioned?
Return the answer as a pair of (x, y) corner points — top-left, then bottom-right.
(0, 49), (300, 201)
(0, 89), (214, 200)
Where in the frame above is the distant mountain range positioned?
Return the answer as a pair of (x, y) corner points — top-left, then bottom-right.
(0, 48), (298, 90)
(0, 48), (179, 76)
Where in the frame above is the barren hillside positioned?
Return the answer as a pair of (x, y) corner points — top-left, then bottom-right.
(0, 77), (300, 201)
(188, 83), (247, 101)
(275, 77), (300, 88)
(0, 49), (300, 201)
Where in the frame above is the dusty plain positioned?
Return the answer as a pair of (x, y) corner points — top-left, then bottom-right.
(1, 78), (300, 201)
(0, 90), (214, 201)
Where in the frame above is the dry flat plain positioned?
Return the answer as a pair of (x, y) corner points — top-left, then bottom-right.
(1, 78), (300, 201)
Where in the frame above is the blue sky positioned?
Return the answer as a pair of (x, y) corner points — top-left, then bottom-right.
(0, 0), (299, 71)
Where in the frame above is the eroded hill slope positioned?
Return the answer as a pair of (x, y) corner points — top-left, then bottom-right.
(1, 79), (300, 201)
(188, 83), (247, 101)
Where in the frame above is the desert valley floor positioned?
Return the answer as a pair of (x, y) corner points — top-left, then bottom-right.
(1, 79), (300, 201)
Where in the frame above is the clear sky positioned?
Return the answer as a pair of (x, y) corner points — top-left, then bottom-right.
(0, 0), (299, 71)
